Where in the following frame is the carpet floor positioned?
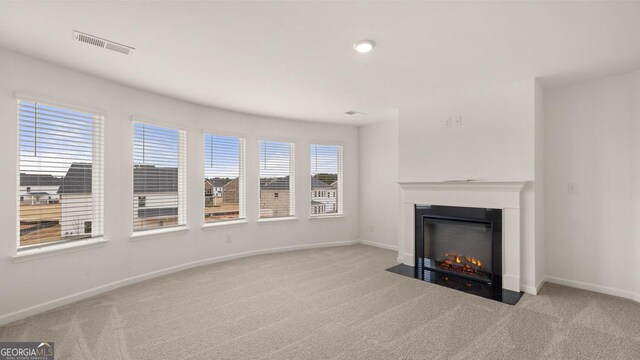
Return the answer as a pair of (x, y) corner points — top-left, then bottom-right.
(1, 244), (639, 359)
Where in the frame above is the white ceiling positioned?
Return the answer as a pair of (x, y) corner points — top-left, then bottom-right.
(1, 1), (640, 125)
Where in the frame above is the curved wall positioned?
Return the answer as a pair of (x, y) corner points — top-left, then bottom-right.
(0, 48), (359, 324)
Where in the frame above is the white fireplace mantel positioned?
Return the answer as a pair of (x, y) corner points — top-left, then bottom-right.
(398, 181), (527, 293)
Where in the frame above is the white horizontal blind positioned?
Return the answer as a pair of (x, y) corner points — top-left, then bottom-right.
(204, 134), (245, 223)
(259, 140), (295, 218)
(310, 144), (342, 216)
(18, 100), (104, 248)
(133, 122), (186, 232)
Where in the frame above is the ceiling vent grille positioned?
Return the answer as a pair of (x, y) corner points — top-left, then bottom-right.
(344, 110), (366, 116)
(73, 31), (134, 55)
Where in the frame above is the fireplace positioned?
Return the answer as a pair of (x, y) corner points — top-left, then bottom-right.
(415, 205), (503, 290)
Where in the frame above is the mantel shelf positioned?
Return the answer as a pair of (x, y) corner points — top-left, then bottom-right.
(397, 181), (528, 192)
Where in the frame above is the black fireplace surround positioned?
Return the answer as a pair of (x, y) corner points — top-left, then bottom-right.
(415, 204), (503, 288)
(386, 204), (523, 304)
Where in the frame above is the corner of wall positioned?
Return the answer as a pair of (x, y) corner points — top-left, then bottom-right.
(632, 70), (640, 297)
(534, 79), (546, 289)
(357, 118), (400, 250)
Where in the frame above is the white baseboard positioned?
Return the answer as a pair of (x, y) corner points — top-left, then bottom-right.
(520, 276), (546, 295)
(502, 274), (521, 293)
(357, 239), (398, 251)
(544, 275), (639, 303)
(0, 240), (358, 327)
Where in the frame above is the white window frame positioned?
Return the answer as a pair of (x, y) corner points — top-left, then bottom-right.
(257, 139), (296, 222)
(202, 131), (246, 228)
(130, 118), (187, 238)
(309, 143), (344, 218)
(13, 93), (105, 260)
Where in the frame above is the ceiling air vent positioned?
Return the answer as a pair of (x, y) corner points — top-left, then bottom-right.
(73, 31), (134, 55)
(345, 110), (366, 116)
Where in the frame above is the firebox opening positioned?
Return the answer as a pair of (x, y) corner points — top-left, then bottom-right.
(423, 217), (494, 284)
(415, 205), (502, 290)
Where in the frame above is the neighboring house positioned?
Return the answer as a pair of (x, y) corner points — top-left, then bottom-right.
(311, 200), (326, 214)
(19, 173), (62, 204)
(58, 163), (180, 237)
(133, 165), (179, 228)
(311, 177), (337, 214)
(260, 177), (290, 217)
(204, 178), (233, 206)
(57, 163), (93, 238)
(222, 178), (239, 204)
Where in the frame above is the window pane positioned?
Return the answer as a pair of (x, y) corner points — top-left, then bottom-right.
(204, 134), (243, 223)
(310, 144), (341, 215)
(18, 100), (102, 247)
(133, 122), (183, 232)
(259, 140), (294, 218)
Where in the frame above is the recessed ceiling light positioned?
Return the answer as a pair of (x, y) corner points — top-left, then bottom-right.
(353, 40), (375, 54)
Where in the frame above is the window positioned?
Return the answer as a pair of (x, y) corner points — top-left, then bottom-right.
(259, 140), (294, 219)
(310, 144), (342, 216)
(204, 134), (245, 223)
(133, 122), (186, 232)
(18, 100), (104, 248)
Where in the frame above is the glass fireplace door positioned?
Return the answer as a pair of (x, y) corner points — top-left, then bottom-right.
(423, 217), (493, 283)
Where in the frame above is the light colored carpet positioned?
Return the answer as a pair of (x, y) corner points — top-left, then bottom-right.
(1, 244), (639, 359)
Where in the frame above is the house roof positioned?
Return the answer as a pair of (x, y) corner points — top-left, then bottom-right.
(58, 163), (179, 194)
(207, 178), (233, 188)
(20, 173), (63, 187)
(134, 165), (178, 193)
(311, 177), (331, 189)
(260, 177), (289, 190)
(57, 163), (92, 194)
(223, 178), (238, 189)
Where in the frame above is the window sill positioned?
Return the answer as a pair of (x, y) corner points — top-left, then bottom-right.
(309, 214), (345, 220)
(12, 237), (108, 263)
(257, 216), (297, 224)
(202, 219), (248, 229)
(130, 226), (189, 241)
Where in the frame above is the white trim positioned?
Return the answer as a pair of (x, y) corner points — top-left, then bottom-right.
(258, 139), (295, 219)
(14, 90), (107, 117)
(202, 219), (248, 229)
(12, 237), (108, 263)
(544, 275), (640, 303)
(200, 128), (245, 139)
(517, 277), (545, 295)
(130, 115), (188, 132)
(308, 215), (345, 220)
(15, 97), (105, 252)
(130, 226), (189, 241)
(289, 142), (296, 216)
(202, 133), (246, 223)
(257, 216), (297, 224)
(358, 239), (398, 251)
(398, 181), (527, 192)
(307, 139), (346, 147)
(0, 240), (358, 327)
(520, 284), (539, 295)
(309, 143), (343, 217)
